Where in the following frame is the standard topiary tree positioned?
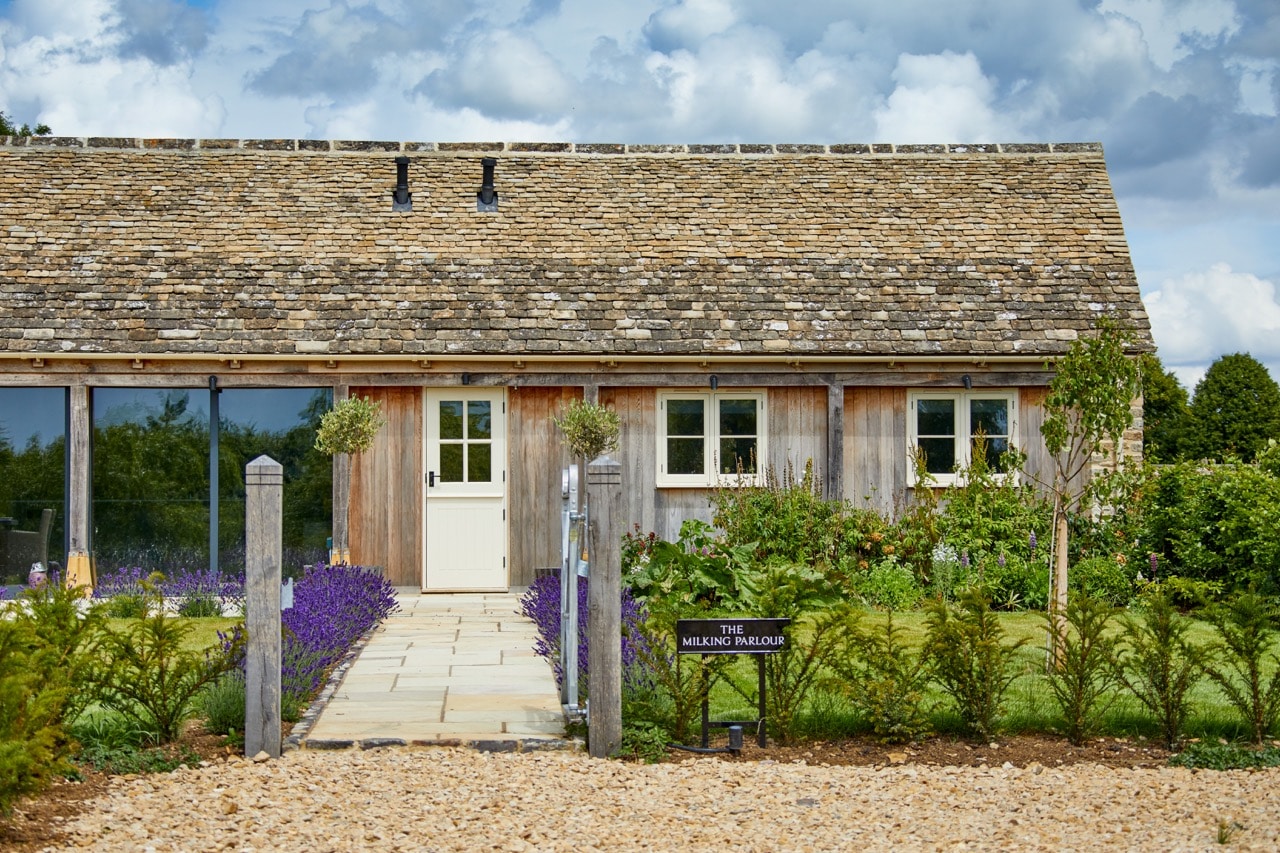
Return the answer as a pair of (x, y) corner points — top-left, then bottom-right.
(314, 395), (386, 564)
(1184, 353), (1280, 463)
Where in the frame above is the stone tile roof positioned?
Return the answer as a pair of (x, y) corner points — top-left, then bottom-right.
(0, 139), (1150, 359)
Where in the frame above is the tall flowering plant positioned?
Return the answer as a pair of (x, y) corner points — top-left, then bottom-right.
(221, 563), (398, 716)
(518, 573), (651, 702)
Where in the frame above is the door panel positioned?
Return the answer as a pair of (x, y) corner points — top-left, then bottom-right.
(424, 389), (507, 590)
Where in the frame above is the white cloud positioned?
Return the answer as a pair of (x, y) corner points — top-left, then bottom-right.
(1146, 262), (1280, 386)
(420, 29), (573, 122)
(1099, 0), (1240, 71)
(643, 0), (736, 52)
(873, 51), (1020, 143)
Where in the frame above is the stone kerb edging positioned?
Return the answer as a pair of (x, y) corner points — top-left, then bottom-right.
(0, 136), (1104, 157)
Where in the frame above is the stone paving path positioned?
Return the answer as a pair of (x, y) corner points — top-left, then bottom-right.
(300, 591), (567, 749)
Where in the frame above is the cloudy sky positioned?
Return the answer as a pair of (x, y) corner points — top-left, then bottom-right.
(1, 0), (1277, 392)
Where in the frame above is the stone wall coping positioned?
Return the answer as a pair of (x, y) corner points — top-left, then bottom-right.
(0, 137), (1103, 157)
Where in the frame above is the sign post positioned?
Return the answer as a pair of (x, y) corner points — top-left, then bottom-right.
(676, 618), (790, 749)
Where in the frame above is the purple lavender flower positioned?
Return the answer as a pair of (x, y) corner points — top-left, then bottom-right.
(1150, 552), (1158, 578)
(1029, 532), (1037, 554)
(998, 553), (1006, 569)
(960, 550), (970, 570)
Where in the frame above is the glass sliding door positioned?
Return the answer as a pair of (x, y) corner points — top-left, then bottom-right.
(92, 388), (210, 575)
(218, 388), (332, 575)
(0, 388), (67, 585)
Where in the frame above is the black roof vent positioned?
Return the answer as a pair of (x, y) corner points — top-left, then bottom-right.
(392, 156), (412, 211)
(477, 157), (498, 212)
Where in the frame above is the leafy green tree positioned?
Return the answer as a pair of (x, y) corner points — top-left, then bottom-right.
(1184, 353), (1280, 463)
(0, 110), (50, 137)
(1040, 323), (1141, 651)
(1140, 353), (1190, 462)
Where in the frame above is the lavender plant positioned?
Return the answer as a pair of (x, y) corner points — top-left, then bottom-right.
(164, 566), (245, 617)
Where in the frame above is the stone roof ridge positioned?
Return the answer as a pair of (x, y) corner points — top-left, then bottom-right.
(0, 137), (1103, 156)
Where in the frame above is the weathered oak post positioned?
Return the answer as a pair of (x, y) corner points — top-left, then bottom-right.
(586, 454), (622, 758)
(244, 455), (283, 758)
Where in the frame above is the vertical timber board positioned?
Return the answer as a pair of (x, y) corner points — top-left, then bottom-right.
(600, 388), (657, 538)
(508, 387), (580, 587)
(349, 387), (422, 586)
(67, 384), (91, 557)
(1017, 387), (1059, 500)
(845, 387), (907, 514)
(767, 386), (827, 485)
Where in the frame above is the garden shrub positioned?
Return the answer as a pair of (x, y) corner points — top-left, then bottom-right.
(94, 566), (157, 618)
(90, 600), (239, 743)
(1114, 592), (1208, 749)
(976, 552), (1049, 611)
(1069, 554), (1137, 606)
(1202, 592), (1280, 744)
(10, 578), (106, 725)
(923, 590), (1027, 740)
(852, 556), (921, 611)
(830, 611), (932, 743)
(198, 672), (247, 739)
(279, 564), (398, 712)
(0, 618), (74, 816)
(1044, 595), (1123, 745)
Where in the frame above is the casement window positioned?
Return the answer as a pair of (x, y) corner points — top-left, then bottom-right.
(908, 390), (1018, 486)
(657, 391), (766, 487)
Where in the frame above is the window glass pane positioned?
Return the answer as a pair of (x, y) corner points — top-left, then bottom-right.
(666, 399), (705, 437)
(440, 444), (464, 482)
(719, 437), (757, 475)
(467, 401), (492, 440)
(918, 437), (956, 474)
(468, 443), (492, 482)
(976, 436), (1011, 471)
(970, 399), (1009, 438)
(667, 438), (705, 475)
(218, 388), (332, 572)
(718, 399), (757, 437)
(93, 388), (210, 574)
(916, 399), (955, 436)
(438, 401), (464, 440)
(0, 388), (66, 584)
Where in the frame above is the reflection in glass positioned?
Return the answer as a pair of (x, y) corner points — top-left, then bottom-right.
(919, 437), (956, 474)
(468, 443), (492, 482)
(467, 401), (491, 439)
(719, 437), (757, 475)
(440, 444), (464, 482)
(916, 399), (955, 437)
(666, 399), (704, 438)
(90, 387), (332, 576)
(0, 387), (67, 584)
(667, 438), (704, 475)
(439, 401), (464, 440)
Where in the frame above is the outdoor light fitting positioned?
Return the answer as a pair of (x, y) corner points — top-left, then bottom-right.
(477, 157), (498, 211)
(392, 156), (412, 212)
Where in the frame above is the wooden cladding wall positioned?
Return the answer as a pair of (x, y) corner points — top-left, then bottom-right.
(768, 387), (828, 486)
(349, 387), (422, 587)
(845, 387), (908, 514)
(508, 387), (580, 587)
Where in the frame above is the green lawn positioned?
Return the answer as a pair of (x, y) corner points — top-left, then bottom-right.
(694, 607), (1277, 744)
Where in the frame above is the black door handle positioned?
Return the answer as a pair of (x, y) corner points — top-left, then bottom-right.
(427, 471), (436, 487)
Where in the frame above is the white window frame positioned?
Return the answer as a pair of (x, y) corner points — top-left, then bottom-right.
(657, 390), (767, 487)
(907, 390), (1019, 487)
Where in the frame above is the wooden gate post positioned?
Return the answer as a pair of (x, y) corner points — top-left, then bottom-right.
(244, 455), (283, 759)
(586, 454), (622, 758)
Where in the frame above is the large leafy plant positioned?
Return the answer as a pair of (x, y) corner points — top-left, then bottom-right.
(314, 395), (385, 456)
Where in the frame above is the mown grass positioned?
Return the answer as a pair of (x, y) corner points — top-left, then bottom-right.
(697, 608), (1279, 744)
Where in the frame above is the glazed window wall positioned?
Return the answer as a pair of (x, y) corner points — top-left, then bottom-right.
(91, 387), (332, 576)
(0, 388), (67, 585)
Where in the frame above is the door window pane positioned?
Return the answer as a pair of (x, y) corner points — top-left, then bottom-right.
(0, 388), (66, 584)
(468, 443), (492, 483)
(467, 401), (491, 440)
(440, 443), (464, 482)
(438, 401), (464, 440)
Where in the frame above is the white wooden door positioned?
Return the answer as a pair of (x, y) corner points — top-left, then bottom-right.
(423, 389), (508, 591)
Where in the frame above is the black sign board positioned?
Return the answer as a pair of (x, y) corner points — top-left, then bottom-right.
(676, 618), (790, 655)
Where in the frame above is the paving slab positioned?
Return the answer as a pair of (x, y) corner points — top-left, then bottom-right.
(302, 591), (567, 746)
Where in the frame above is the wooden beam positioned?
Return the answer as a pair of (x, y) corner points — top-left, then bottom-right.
(66, 384), (91, 581)
(826, 383), (844, 502)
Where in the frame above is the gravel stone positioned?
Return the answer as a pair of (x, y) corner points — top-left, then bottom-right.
(43, 748), (1280, 851)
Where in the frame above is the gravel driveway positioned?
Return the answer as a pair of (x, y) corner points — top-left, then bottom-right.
(46, 747), (1280, 851)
